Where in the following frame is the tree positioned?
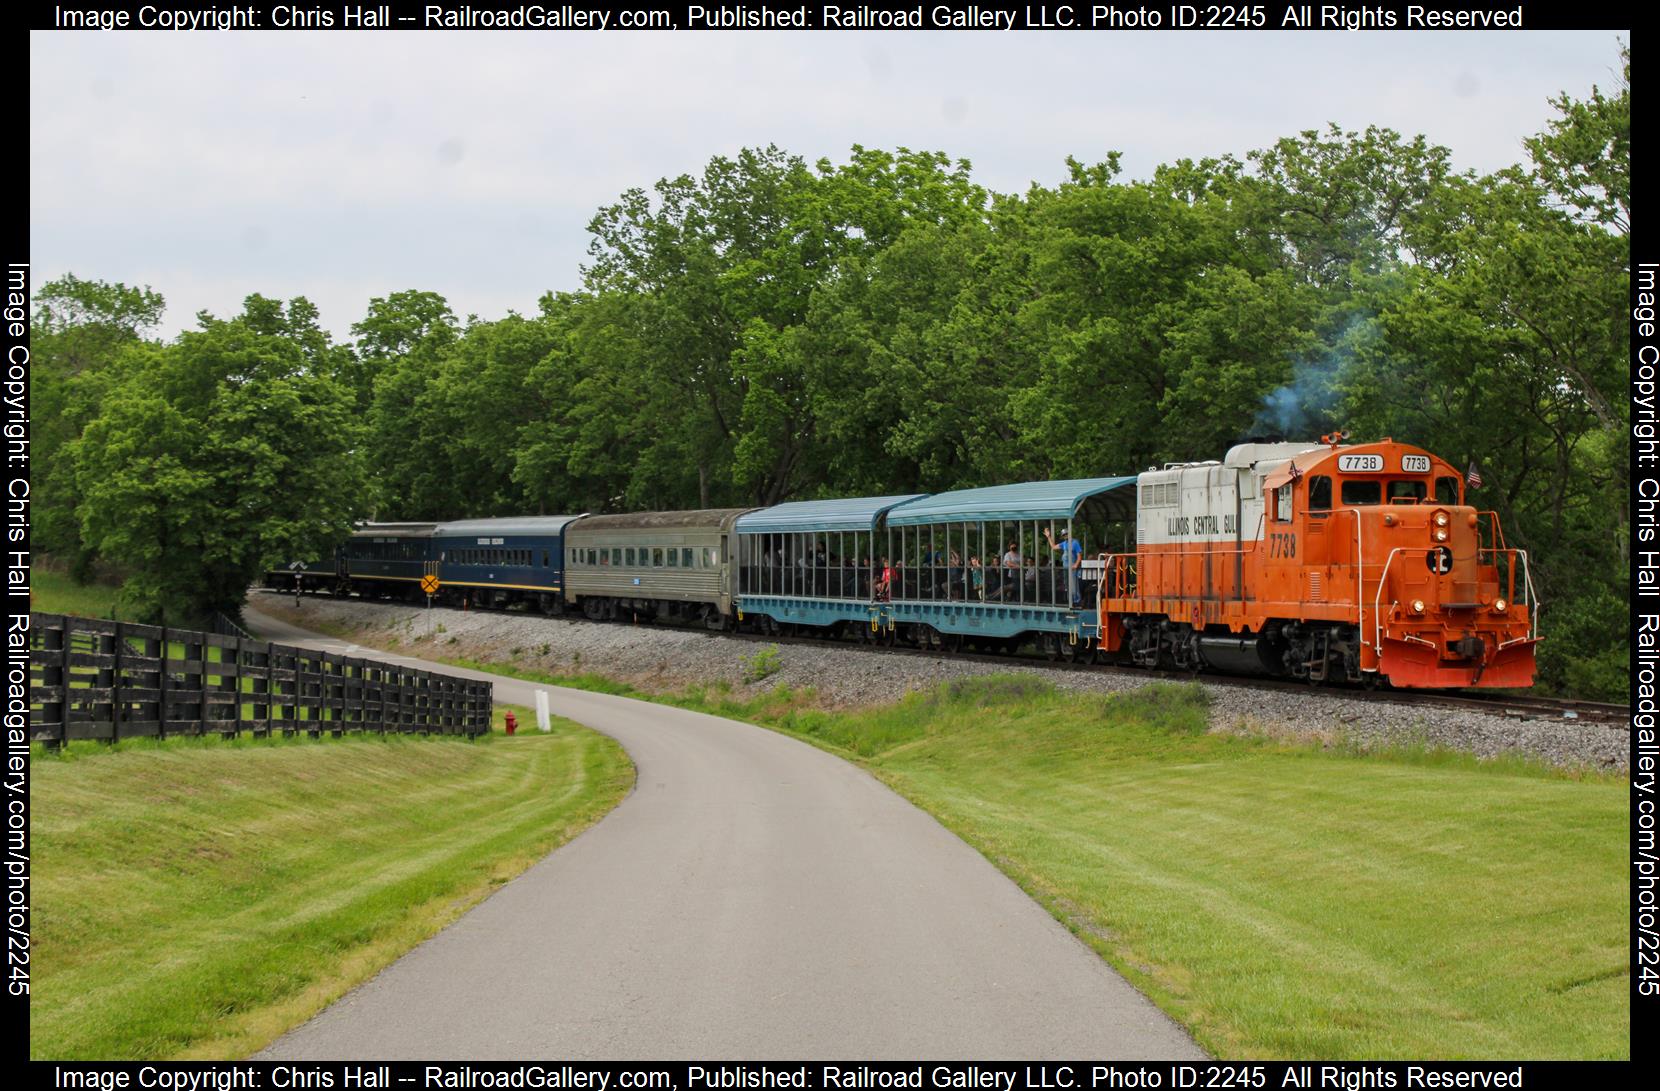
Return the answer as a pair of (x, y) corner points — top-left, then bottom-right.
(1338, 48), (1632, 697)
(359, 291), (461, 516)
(31, 275), (167, 571)
(71, 297), (365, 625)
(1526, 44), (1629, 235)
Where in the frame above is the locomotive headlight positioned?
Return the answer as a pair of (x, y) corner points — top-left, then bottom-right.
(1434, 529), (1449, 542)
(1493, 599), (1507, 613)
(1435, 512), (1450, 527)
(1411, 599), (1426, 614)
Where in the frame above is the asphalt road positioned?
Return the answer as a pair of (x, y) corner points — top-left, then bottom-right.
(246, 603), (1204, 1060)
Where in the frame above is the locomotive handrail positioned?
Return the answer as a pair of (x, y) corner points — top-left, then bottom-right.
(1516, 549), (1539, 632)
(1340, 508), (1365, 651)
(1479, 510), (1509, 552)
(1370, 545), (1538, 656)
(1103, 539), (1267, 600)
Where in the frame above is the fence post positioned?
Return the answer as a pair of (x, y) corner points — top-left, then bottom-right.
(111, 620), (124, 745)
(57, 616), (72, 748)
(158, 624), (169, 740)
(199, 634), (211, 738)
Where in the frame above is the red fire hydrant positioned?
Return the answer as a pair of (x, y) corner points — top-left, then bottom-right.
(503, 711), (517, 736)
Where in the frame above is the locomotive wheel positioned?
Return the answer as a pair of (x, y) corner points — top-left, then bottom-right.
(1044, 634), (1062, 662)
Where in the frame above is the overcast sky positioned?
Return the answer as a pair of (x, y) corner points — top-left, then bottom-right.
(31, 29), (1627, 340)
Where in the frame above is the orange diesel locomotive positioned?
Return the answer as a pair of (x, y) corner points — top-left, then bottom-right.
(1097, 435), (1537, 687)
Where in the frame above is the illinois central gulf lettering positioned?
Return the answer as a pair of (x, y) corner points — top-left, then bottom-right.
(1165, 515), (1234, 536)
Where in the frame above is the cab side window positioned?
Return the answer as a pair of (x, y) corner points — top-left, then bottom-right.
(1308, 475), (1332, 512)
(1274, 483), (1293, 523)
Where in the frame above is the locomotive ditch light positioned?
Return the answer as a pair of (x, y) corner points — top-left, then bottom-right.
(1411, 599), (1426, 614)
(1493, 599), (1507, 613)
(1467, 513), (1479, 527)
(1383, 513), (1396, 526)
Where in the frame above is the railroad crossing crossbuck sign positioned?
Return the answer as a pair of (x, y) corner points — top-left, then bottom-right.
(420, 574), (441, 595)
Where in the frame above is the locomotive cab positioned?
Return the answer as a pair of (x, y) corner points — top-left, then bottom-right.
(1262, 442), (1537, 687)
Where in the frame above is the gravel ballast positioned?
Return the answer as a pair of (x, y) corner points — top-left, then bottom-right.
(251, 591), (1628, 772)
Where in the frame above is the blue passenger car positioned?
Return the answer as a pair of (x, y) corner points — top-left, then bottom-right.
(432, 516), (584, 612)
(735, 494), (927, 638)
(342, 522), (438, 599)
(878, 477), (1137, 656)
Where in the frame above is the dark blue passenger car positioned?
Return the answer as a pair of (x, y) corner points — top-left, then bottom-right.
(432, 516), (584, 612)
(343, 522), (438, 599)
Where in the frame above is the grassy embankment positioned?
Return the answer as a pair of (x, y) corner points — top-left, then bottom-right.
(31, 568), (135, 620)
(43, 591), (1629, 1057)
(432, 650), (1627, 1061)
(30, 706), (633, 1060)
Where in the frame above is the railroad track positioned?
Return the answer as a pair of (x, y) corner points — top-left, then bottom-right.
(709, 619), (1631, 728)
(259, 590), (1631, 729)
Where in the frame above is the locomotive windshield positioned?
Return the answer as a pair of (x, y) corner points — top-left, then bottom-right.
(1335, 478), (1443, 506)
(1340, 480), (1383, 505)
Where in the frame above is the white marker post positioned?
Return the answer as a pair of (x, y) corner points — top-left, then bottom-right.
(535, 690), (551, 732)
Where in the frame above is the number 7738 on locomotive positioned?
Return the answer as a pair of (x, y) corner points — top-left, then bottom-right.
(1096, 435), (1538, 687)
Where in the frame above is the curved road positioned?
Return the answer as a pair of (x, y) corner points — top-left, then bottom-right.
(247, 604), (1203, 1060)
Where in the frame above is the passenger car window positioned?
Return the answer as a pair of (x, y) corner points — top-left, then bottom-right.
(667, 549), (678, 567)
(683, 548), (693, 568)
(652, 548), (664, 567)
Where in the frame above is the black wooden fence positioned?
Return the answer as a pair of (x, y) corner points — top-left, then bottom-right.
(28, 613), (492, 745)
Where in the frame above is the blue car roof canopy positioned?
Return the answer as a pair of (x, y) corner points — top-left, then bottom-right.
(736, 495), (930, 535)
(885, 477), (1138, 526)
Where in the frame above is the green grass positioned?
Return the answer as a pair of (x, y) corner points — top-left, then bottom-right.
(32, 568), (133, 620)
(30, 708), (633, 1060)
(429, 659), (1628, 1059)
(821, 681), (1629, 1060)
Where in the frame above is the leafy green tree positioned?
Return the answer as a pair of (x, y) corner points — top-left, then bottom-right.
(358, 291), (461, 516)
(1526, 44), (1629, 235)
(1340, 54), (1630, 697)
(31, 276), (167, 572)
(70, 297), (364, 624)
